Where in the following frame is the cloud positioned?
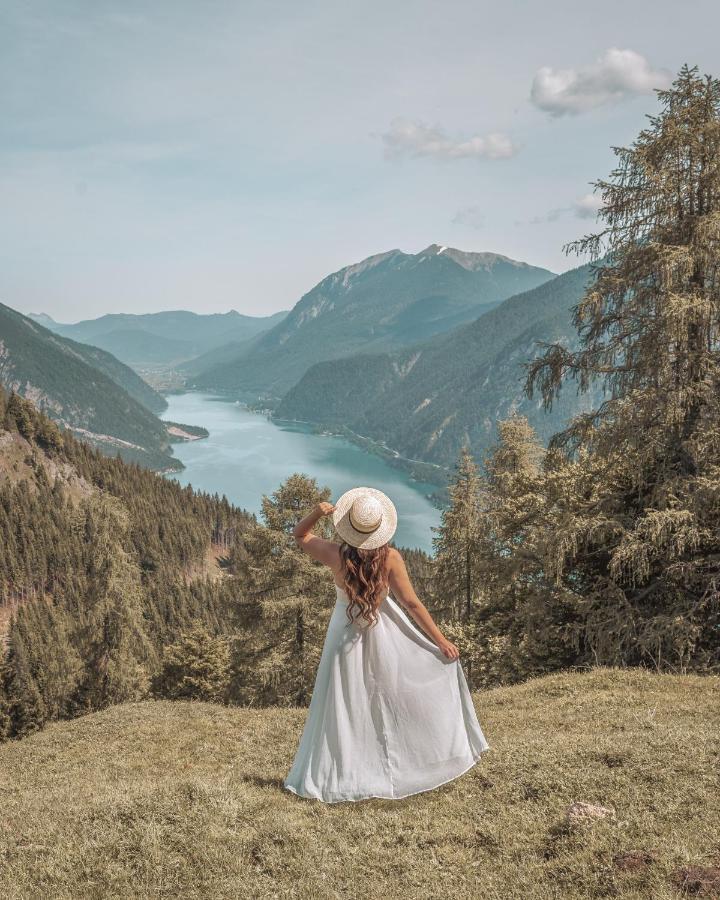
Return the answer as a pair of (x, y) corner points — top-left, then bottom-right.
(531, 48), (671, 117)
(379, 118), (518, 161)
(452, 206), (486, 229)
(573, 193), (603, 219)
(524, 193), (603, 226)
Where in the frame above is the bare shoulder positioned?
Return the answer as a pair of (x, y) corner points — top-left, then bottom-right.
(386, 546), (416, 605)
(295, 532), (341, 569)
(386, 546), (407, 572)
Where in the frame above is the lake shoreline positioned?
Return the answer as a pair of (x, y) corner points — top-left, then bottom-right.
(160, 391), (441, 553)
(270, 414), (450, 491)
(167, 388), (449, 491)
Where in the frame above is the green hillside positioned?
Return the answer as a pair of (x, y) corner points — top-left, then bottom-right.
(178, 333), (267, 377)
(276, 262), (598, 473)
(190, 245), (555, 399)
(0, 302), (176, 469)
(1, 669), (717, 900)
(57, 334), (168, 413)
(0, 385), (255, 733)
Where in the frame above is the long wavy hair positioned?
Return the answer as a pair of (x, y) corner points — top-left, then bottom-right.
(339, 540), (390, 628)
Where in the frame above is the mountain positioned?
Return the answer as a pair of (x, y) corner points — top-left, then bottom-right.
(189, 245), (556, 399)
(56, 337), (168, 414)
(77, 328), (197, 367)
(276, 262), (600, 471)
(27, 312), (58, 329)
(178, 334), (265, 378)
(1, 669), (714, 898)
(0, 302), (178, 468)
(47, 309), (289, 367)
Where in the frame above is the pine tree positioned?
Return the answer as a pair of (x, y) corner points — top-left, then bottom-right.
(5, 393), (35, 441)
(523, 65), (720, 671)
(486, 414), (544, 480)
(154, 625), (231, 702)
(35, 416), (63, 453)
(431, 424), (549, 685)
(0, 670), (11, 740)
(432, 446), (485, 621)
(2, 623), (47, 737)
(73, 494), (153, 710)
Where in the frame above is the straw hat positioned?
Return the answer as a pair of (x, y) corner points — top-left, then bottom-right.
(332, 486), (397, 550)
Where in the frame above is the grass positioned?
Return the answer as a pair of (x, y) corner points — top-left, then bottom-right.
(0, 668), (718, 899)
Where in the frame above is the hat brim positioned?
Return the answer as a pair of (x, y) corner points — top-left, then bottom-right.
(332, 486), (397, 550)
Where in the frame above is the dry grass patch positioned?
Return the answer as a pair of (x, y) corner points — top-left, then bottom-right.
(0, 668), (718, 899)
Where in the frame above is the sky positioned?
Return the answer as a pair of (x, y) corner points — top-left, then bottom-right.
(1, 0), (718, 321)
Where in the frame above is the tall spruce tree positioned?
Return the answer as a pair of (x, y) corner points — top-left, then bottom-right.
(432, 446), (485, 621)
(524, 65), (720, 671)
(73, 494), (154, 710)
(474, 416), (583, 684)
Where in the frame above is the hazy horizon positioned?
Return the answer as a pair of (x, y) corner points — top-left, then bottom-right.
(24, 240), (559, 324)
(2, 0), (718, 320)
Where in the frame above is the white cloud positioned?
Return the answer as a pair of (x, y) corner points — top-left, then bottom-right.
(524, 193), (603, 226)
(380, 118), (518, 161)
(452, 205), (486, 229)
(573, 193), (603, 219)
(531, 48), (671, 117)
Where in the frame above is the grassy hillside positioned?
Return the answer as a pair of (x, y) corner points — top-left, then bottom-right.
(1, 669), (717, 899)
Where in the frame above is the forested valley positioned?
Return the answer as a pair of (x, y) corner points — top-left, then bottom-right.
(0, 385), (434, 738)
(1, 66), (719, 745)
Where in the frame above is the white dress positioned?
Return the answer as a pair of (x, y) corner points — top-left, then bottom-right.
(283, 584), (490, 803)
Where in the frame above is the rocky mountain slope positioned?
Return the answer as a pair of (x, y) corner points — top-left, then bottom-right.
(276, 262), (601, 471)
(190, 245), (555, 399)
(0, 302), (178, 469)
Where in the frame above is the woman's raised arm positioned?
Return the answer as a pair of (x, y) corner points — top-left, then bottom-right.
(292, 501), (340, 568)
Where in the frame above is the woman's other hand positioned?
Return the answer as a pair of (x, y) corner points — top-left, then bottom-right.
(315, 501), (335, 517)
(436, 637), (460, 660)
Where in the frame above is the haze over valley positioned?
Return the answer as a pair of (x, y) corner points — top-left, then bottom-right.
(4, 241), (596, 492)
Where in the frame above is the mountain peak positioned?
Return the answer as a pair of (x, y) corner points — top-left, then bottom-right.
(27, 312), (60, 327)
(324, 249), (404, 288)
(418, 243), (449, 256)
(416, 244), (553, 274)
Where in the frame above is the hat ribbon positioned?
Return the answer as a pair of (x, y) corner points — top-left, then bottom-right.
(349, 508), (382, 533)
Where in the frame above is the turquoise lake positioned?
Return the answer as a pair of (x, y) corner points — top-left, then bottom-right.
(163, 392), (441, 553)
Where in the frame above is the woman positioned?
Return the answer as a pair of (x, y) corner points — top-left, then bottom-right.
(283, 486), (490, 803)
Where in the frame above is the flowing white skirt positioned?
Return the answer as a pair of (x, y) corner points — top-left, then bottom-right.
(283, 585), (490, 803)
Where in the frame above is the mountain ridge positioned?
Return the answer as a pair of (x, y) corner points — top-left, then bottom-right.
(190, 245), (556, 398)
(275, 261), (601, 472)
(35, 308), (289, 367)
(0, 302), (179, 469)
